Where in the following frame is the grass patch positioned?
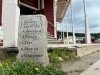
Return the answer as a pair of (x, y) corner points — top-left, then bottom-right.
(0, 48), (79, 75)
(0, 49), (69, 75)
(0, 61), (68, 75)
(49, 48), (79, 63)
(0, 50), (17, 62)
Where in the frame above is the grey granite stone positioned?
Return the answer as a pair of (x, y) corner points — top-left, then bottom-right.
(17, 15), (49, 65)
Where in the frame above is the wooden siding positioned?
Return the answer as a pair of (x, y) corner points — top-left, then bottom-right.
(44, 0), (54, 36)
(20, 0), (38, 9)
(0, 0), (2, 26)
(20, 0), (54, 36)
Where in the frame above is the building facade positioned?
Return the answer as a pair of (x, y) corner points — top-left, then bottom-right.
(0, 0), (70, 47)
(0, 0), (2, 26)
(20, 0), (55, 36)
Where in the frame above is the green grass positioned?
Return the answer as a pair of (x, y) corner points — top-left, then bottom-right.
(0, 61), (68, 75)
(0, 48), (79, 75)
(49, 48), (78, 63)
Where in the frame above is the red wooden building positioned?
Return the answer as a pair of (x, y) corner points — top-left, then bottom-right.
(19, 0), (70, 36)
(0, 0), (2, 26)
(0, 0), (70, 35)
(0, 0), (70, 47)
(20, 0), (55, 36)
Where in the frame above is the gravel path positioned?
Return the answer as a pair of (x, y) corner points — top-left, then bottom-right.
(62, 50), (100, 75)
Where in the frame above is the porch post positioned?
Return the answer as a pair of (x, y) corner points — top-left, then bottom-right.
(83, 0), (91, 43)
(2, 0), (20, 47)
(53, 0), (57, 38)
(70, 1), (76, 44)
(66, 21), (69, 44)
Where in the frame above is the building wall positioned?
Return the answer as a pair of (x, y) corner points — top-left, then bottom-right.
(20, 0), (55, 36)
(44, 0), (54, 36)
(2, 0), (20, 47)
(2, 0), (54, 47)
(0, 0), (2, 26)
(20, 0), (38, 9)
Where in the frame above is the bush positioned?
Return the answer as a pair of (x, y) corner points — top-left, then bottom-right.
(0, 62), (68, 75)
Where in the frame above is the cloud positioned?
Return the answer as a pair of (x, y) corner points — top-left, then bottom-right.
(57, 0), (100, 33)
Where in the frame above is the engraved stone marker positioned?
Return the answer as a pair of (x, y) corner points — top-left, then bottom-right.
(17, 15), (49, 65)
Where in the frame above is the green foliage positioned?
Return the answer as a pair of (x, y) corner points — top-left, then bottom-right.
(49, 48), (78, 62)
(57, 31), (100, 39)
(0, 62), (67, 75)
(49, 51), (60, 63)
(0, 50), (7, 60)
(91, 33), (100, 39)
(57, 31), (85, 38)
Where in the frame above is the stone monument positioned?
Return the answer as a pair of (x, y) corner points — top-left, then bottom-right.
(17, 15), (49, 65)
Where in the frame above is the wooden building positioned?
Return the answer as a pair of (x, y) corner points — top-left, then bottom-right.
(0, 0), (70, 47)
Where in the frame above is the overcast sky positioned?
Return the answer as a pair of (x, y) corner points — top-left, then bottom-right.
(57, 0), (100, 33)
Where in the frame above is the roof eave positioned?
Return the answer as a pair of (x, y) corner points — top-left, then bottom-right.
(56, 0), (71, 22)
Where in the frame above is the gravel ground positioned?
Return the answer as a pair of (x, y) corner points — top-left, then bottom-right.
(62, 50), (100, 75)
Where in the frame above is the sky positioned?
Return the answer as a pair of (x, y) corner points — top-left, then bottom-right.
(57, 0), (100, 33)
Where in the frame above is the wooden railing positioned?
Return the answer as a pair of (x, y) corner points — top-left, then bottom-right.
(47, 21), (55, 36)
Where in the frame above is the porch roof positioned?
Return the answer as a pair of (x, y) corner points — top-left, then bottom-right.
(56, 0), (70, 22)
